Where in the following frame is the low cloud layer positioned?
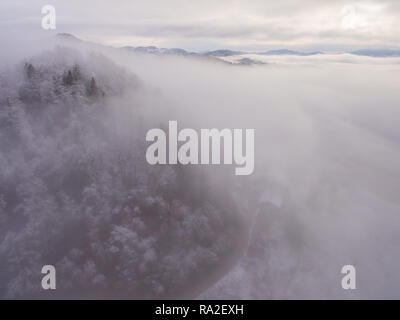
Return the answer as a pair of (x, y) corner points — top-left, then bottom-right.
(1, 34), (400, 298)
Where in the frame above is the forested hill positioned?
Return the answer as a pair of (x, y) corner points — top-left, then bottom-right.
(0, 47), (244, 299)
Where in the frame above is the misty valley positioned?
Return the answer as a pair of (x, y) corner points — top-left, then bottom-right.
(0, 32), (400, 300)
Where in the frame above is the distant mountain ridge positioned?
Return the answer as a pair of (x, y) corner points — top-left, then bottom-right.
(259, 49), (323, 56)
(119, 46), (320, 57)
(203, 50), (244, 57)
(121, 45), (198, 56)
(56, 33), (400, 58)
(350, 49), (400, 57)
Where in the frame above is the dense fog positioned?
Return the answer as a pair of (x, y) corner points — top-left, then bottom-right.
(1, 34), (400, 299)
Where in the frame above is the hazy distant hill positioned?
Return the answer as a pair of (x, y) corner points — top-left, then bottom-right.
(351, 49), (400, 57)
(122, 45), (197, 56)
(259, 49), (323, 56)
(203, 49), (244, 57)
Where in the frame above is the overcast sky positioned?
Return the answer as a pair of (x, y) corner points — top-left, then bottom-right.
(1, 0), (399, 51)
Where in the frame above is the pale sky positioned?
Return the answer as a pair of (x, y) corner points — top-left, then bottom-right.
(1, 0), (399, 51)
